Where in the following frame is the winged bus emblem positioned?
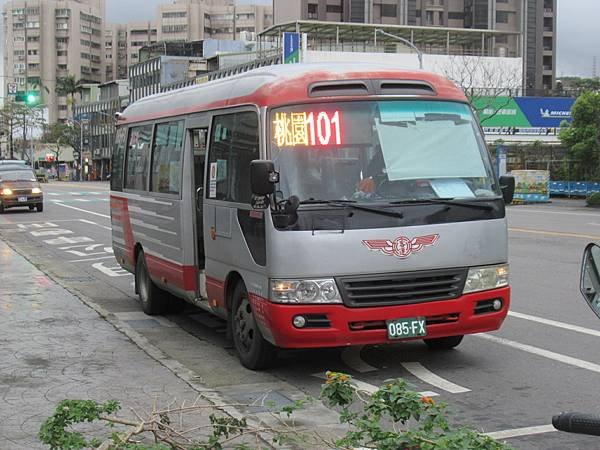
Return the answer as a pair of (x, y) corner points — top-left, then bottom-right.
(362, 234), (439, 259)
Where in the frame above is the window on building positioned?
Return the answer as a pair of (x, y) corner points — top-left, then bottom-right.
(207, 111), (259, 203)
(14, 35), (25, 42)
(326, 4), (342, 13)
(55, 9), (70, 17)
(26, 21), (39, 28)
(28, 63), (40, 70)
(56, 22), (69, 30)
(448, 11), (464, 20)
(13, 50), (25, 56)
(496, 11), (509, 23)
(57, 64), (68, 70)
(426, 10), (434, 24)
(162, 11), (187, 18)
(125, 125), (153, 191)
(151, 121), (184, 195)
(495, 35), (508, 44)
(381, 4), (397, 17)
(27, 49), (38, 56)
(307, 3), (318, 19)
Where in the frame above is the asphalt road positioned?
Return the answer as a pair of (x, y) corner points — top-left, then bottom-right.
(1, 182), (600, 449)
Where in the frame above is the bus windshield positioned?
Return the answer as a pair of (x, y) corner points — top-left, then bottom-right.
(269, 100), (499, 204)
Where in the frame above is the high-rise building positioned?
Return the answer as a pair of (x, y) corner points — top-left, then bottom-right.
(273, 0), (557, 93)
(2, 0), (106, 123)
(105, 23), (128, 81)
(126, 21), (158, 67)
(157, 0), (273, 42)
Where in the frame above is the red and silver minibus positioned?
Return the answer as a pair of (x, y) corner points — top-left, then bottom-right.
(110, 62), (513, 369)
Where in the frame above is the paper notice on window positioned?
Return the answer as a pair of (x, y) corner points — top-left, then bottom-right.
(209, 162), (217, 198)
(429, 179), (475, 198)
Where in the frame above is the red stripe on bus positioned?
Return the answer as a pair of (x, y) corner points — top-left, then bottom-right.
(146, 254), (198, 291)
(206, 276), (226, 308)
(110, 195), (135, 264)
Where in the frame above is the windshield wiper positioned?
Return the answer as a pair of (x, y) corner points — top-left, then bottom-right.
(300, 199), (403, 218)
(388, 197), (495, 211)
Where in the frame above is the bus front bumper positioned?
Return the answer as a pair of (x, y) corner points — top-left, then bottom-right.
(249, 287), (510, 349)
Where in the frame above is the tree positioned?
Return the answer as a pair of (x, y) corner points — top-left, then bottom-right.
(559, 91), (600, 180)
(435, 55), (522, 124)
(0, 101), (46, 160)
(55, 75), (83, 118)
(41, 122), (79, 179)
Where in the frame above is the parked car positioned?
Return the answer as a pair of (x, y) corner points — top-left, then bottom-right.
(0, 168), (44, 213)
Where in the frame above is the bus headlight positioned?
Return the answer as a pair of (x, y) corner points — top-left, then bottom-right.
(2, 188), (13, 195)
(31, 187), (42, 194)
(270, 278), (342, 304)
(463, 264), (509, 294)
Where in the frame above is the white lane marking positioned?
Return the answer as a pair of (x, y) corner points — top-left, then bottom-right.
(75, 198), (91, 202)
(477, 333), (600, 374)
(400, 362), (470, 394)
(509, 311), (600, 338)
(30, 229), (73, 237)
(341, 346), (378, 373)
(17, 222), (58, 229)
(509, 208), (600, 218)
(92, 262), (132, 277)
(53, 202), (110, 219)
(79, 218), (112, 231)
(69, 255), (116, 263)
(485, 424), (556, 440)
(311, 373), (439, 397)
(13, 220), (76, 225)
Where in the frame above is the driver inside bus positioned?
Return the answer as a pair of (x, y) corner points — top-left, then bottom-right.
(353, 145), (387, 199)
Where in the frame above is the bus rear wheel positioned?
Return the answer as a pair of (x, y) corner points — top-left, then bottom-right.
(424, 335), (464, 350)
(135, 251), (168, 315)
(231, 282), (276, 370)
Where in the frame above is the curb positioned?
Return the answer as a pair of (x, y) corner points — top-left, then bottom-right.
(1, 238), (282, 449)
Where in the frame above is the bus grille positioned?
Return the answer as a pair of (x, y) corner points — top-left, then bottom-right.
(336, 268), (467, 308)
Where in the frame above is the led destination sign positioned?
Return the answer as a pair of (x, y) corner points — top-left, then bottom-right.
(273, 110), (342, 147)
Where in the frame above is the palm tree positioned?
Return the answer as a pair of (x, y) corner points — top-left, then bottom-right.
(55, 75), (83, 119)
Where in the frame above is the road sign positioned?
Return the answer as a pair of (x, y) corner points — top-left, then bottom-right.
(7, 83), (18, 95)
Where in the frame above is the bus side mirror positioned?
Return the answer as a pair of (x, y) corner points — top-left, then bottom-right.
(499, 175), (515, 204)
(250, 160), (278, 196)
(581, 243), (600, 320)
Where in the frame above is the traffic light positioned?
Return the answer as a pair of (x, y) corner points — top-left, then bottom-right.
(14, 91), (41, 106)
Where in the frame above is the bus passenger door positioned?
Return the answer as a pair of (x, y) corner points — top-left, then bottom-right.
(191, 128), (208, 273)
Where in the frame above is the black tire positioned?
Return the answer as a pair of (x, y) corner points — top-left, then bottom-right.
(36, 203), (43, 212)
(29, 205), (35, 211)
(0, 203), (4, 214)
(231, 282), (277, 370)
(424, 335), (464, 350)
(135, 251), (168, 315)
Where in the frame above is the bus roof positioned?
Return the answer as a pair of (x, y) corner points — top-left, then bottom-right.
(119, 62), (467, 125)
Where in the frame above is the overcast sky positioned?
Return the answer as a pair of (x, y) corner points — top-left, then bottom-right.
(1, 0), (598, 100)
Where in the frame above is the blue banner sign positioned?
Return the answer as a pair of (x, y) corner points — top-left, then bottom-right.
(283, 32), (300, 64)
(514, 97), (575, 128)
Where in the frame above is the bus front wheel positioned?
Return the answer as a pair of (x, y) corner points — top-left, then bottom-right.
(135, 251), (168, 315)
(423, 335), (464, 350)
(231, 282), (276, 370)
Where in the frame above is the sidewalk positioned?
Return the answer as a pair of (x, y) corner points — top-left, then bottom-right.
(0, 240), (237, 449)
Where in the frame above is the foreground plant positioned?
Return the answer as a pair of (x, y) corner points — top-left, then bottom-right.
(39, 372), (512, 449)
(321, 371), (513, 450)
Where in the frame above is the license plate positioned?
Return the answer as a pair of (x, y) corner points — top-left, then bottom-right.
(386, 317), (427, 340)
(18, 196), (27, 202)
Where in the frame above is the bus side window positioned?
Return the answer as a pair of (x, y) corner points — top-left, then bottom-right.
(125, 124), (153, 191)
(207, 111), (259, 203)
(111, 127), (127, 191)
(150, 120), (184, 195)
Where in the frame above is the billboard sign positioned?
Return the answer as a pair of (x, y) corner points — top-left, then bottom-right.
(514, 97), (574, 127)
(283, 32), (300, 64)
(473, 96), (575, 129)
(512, 170), (550, 203)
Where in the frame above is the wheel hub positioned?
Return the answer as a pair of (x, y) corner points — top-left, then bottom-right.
(235, 297), (255, 352)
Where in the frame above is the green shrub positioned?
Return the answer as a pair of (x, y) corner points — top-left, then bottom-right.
(587, 193), (600, 206)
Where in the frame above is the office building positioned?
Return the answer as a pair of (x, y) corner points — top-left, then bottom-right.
(2, 0), (106, 123)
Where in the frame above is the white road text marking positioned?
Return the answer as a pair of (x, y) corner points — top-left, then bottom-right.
(400, 362), (470, 393)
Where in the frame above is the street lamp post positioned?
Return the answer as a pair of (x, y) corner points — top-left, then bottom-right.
(374, 29), (423, 70)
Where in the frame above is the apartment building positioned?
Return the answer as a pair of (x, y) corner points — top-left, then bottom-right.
(105, 23), (127, 80)
(157, 0), (273, 42)
(2, 0), (105, 123)
(272, 0), (557, 92)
